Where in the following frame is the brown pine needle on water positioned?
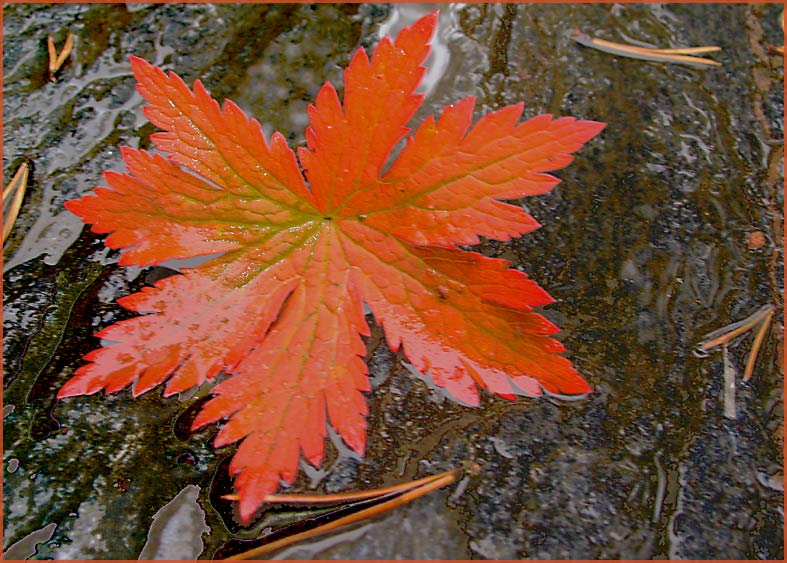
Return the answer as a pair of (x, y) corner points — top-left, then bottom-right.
(571, 30), (721, 67)
(221, 468), (459, 505)
(743, 307), (774, 382)
(3, 161), (30, 243)
(700, 304), (775, 382)
(47, 33), (74, 81)
(224, 464), (476, 560)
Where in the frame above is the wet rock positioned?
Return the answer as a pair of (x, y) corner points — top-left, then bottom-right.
(3, 2), (783, 560)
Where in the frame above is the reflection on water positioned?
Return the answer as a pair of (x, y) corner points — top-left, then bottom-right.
(376, 3), (451, 99)
(3, 2), (783, 560)
(138, 485), (209, 560)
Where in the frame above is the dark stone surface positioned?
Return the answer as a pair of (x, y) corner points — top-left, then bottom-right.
(3, 3), (783, 559)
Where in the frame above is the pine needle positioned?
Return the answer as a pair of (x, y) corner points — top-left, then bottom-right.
(222, 469), (455, 505)
(700, 305), (774, 351)
(224, 465), (475, 560)
(722, 344), (737, 420)
(774, 9), (785, 54)
(47, 33), (75, 81)
(699, 304), (775, 383)
(571, 30), (721, 67)
(743, 307), (774, 382)
(3, 161), (30, 243)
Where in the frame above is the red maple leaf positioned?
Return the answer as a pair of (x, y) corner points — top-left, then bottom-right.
(59, 12), (604, 523)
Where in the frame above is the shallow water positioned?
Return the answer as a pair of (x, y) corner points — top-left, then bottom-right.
(3, 3), (783, 560)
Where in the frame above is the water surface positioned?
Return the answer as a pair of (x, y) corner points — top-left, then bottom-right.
(3, 3), (783, 559)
